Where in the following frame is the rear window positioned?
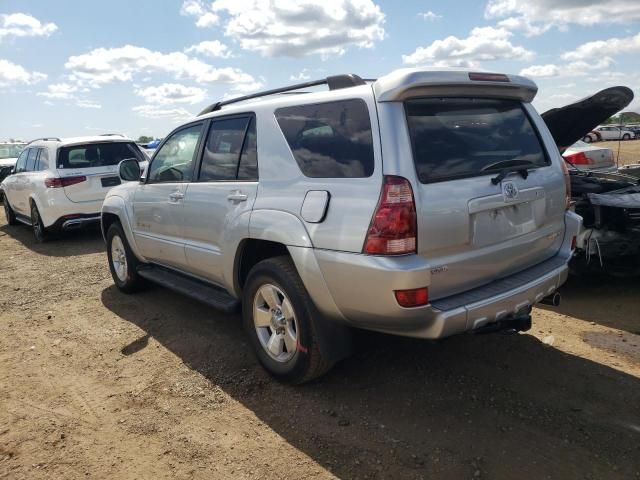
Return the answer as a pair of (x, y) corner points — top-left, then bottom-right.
(405, 98), (549, 184)
(58, 142), (143, 169)
(275, 99), (374, 178)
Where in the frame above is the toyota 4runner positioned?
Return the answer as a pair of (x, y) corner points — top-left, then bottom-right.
(102, 69), (581, 383)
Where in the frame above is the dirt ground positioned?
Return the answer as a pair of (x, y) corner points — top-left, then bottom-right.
(0, 210), (639, 480)
(599, 139), (640, 166)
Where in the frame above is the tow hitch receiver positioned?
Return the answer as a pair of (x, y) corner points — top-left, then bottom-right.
(473, 310), (532, 334)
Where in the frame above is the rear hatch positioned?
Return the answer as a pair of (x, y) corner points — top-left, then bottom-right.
(399, 92), (566, 300)
(56, 141), (144, 203)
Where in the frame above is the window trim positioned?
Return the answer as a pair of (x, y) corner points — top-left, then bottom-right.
(145, 121), (205, 185)
(194, 112), (258, 183)
(274, 98), (375, 179)
(25, 147), (39, 172)
(403, 97), (551, 185)
(15, 149), (29, 173)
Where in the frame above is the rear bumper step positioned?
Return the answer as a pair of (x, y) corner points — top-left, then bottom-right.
(137, 265), (240, 314)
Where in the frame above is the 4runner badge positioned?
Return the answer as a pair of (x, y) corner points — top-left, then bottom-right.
(502, 181), (519, 201)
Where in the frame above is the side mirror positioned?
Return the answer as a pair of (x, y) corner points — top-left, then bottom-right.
(118, 158), (141, 182)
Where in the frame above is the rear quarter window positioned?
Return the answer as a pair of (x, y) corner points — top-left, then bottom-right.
(275, 99), (374, 178)
(405, 98), (550, 184)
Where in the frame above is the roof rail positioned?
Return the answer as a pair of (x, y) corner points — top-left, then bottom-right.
(100, 133), (126, 137)
(198, 74), (367, 116)
(27, 137), (61, 144)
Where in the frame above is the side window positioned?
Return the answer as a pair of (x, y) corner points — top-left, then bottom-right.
(238, 117), (258, 181)
(37, 148), (49, 171)
(25, 148), (38, 172)
(275, 99), (374, 178)
(199, 117), (250, 182)
(147, 124), (203, 183)
(15, 149), (28, 172)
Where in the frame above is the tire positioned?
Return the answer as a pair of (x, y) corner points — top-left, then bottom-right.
(582, 135), (592, 143)
(106, 222), (145, 293)
(30, 202), (48, 242)
(242, 256), (336, 384)
(623, 133), (631, 140)
(3, 196), (18, 225)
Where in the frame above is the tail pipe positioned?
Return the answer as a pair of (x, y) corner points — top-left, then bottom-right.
(540, 292), (561, 307)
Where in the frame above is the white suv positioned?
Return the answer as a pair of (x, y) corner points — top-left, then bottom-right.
(1, 135), (148, 241)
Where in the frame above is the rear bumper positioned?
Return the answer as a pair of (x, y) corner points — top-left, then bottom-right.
(312, 211), (581, 339)
(50, 213), (101, 231)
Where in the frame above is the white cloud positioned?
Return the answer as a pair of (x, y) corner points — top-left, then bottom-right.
(419, 11), (442, 21)
(65, 45), (256, 87)
(0, 58), (47, 87)
(486, 0), (640, 36)
(185, 40), (232, 58)
(180, 0), (220, 27)
(561, 32), (640, 61)
(519, 64), (560, 78)
(520, 57), (615, 79)
(76, 100), (101, 109)
(181, 0), (385, 58)
(133, 104), (194, 121)
(135, 83), (207, 105)
(0, 13), (57, 42)
(402, 26), (533, 68)
(37, 82), (78, 99)
(290, 69), (311, 81)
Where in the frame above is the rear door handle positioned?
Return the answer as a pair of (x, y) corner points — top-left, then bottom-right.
(227, 191), (248, 202)
(168, 191), (184, 201)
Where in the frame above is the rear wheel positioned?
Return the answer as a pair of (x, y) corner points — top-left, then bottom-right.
(3, 196), (17, 225)
(243, 256), (336, 384)
(30, 203), (48, 242)
(106, 222), (145, 293)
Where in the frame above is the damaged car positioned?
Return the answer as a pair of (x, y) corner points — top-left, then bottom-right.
(543, 86), (640, 276)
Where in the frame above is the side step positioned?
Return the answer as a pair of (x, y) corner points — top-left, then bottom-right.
(137, 265), (240, 314)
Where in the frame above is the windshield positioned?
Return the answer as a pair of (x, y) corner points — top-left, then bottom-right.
(58, 142), (144, 169)
(406, 98), (550, 184)
(0, 144), (25, 160)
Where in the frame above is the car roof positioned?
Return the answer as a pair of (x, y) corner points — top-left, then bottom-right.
(27, 135), (134, 148)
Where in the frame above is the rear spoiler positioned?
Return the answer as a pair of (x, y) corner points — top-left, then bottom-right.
(373, 69), (537, 103)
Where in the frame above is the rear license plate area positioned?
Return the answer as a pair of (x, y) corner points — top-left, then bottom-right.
(101, 176), (121, 187)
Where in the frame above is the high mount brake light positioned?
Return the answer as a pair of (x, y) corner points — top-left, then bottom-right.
(45, 176), (87, 188)
(363, 176), (417, 255)
(469, 72), (510, 82)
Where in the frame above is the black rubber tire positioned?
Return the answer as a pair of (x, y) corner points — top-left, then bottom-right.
(583, 135), (591, 143)
(30, 202), (48, 242)
(106, 222), (146, 293)
(3, 196), (18, 225)
(242, 256), (335, 384)
(623, 133), (631, 140)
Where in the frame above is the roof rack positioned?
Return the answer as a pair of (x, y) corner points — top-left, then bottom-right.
(27, 137), (61, 144)
(198, 74), (368, 116)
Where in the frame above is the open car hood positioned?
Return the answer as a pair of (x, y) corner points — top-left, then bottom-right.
(541, 86), (634, 152)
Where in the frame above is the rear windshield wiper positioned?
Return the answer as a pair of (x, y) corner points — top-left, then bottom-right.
(482, 159), (536, 185)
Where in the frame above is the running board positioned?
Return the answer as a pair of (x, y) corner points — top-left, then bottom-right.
(15, 213), (32, 226)
(137, 265), (240, 314)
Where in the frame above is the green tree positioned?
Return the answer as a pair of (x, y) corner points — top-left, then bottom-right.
(137, 135), (153, 143)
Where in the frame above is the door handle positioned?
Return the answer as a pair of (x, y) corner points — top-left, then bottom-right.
(227, 191), (248, 202)
(168, 191), (184, 201)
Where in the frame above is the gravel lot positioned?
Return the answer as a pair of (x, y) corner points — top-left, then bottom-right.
(1, 209), (639, 480)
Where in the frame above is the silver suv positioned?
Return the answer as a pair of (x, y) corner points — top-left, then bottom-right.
(102, 69), (581, 383)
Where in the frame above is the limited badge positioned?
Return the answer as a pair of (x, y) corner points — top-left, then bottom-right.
(502, 181), (519, 201)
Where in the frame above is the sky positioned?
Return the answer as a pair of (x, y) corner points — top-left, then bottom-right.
(1, 0), (639, 140)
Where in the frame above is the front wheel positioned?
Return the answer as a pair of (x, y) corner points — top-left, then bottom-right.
(3, 197), (18, 225)
(31, 203), (48, 242)
(243, 256), (337, 384)
(582, 135), (592, 143)
(623, 133), (631, 140)
(106, 223), (145, 293)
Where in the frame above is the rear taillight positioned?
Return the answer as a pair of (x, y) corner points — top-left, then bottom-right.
(45, 176), (87, 188)
(395, 287), (429, 308)
(560, 160), (572, 210)
(363, 176), (417, 255)
(563, 152), (592, 165)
